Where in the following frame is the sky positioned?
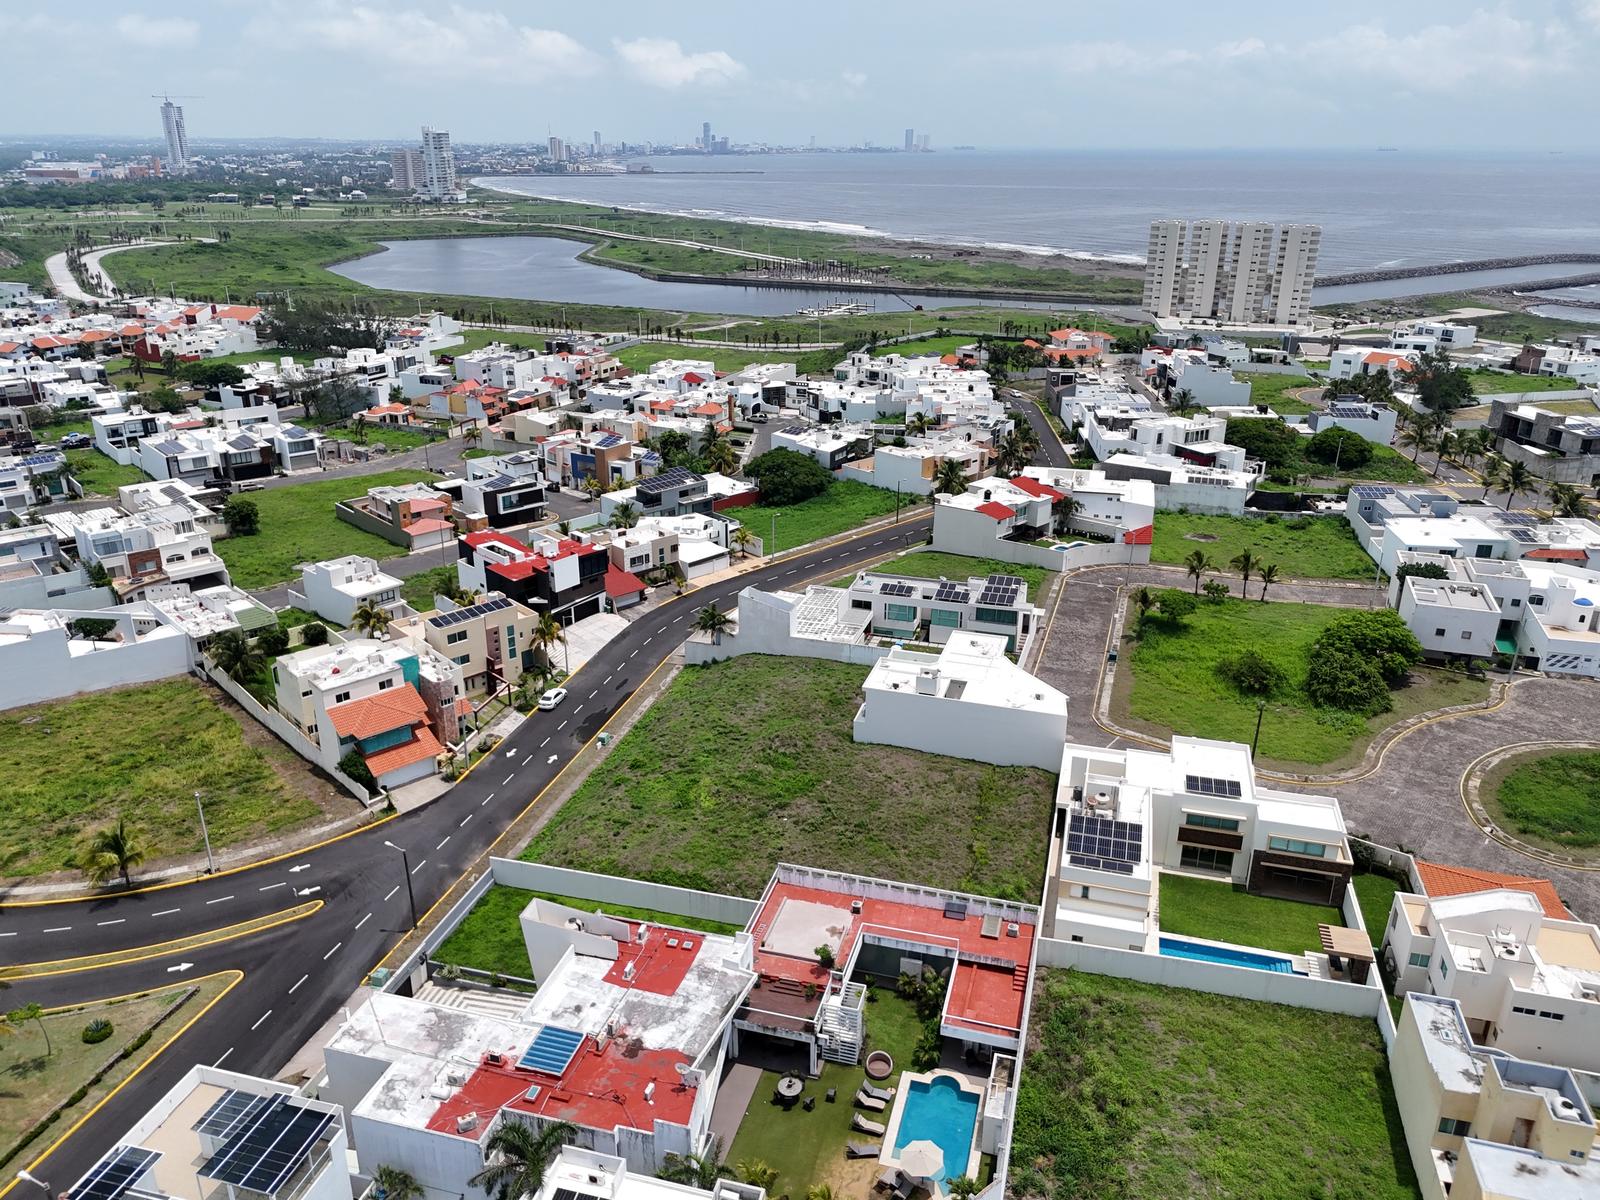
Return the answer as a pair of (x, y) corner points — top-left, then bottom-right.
(9, 0), (1600, 150)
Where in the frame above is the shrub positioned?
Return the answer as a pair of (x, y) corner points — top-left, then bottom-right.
(744, 447), (834, 506)
(1202, 579), (1230, 604)
(221, 495), (260, 536)
(1154, 588), (1197, 624)
(1396, 562), (1449, 582)
(1306, 426), (1374, 468)
(1216, 649), (1288, 696)
(338, 750), (378, 796)
(1305, 610), (1422, 715)
(300, 621), (329, 646)
(81, 1018), (114, 1045)
(1306, 651), (1392, 716)
(256, 626), (290, 656)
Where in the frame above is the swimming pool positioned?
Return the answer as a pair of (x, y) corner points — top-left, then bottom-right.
(1158, 936), (1301, 974)
(893, 1074), (979, 1187)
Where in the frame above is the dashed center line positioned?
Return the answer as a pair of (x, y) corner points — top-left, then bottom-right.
(657, 626), (668, 635)
(502, 773), (515, 786)
(588, 689), (598, 700)
(0, 932), (15, 939)
(629, 650), (637, 659)
(411, 859), (427, 875)
(436, 836), (451, 850)
(540, 737), (549, 747)
(153, 908), (180, 917)
(522, 753), (534, 765)
(43, 926), (71, 933)
(557, 720), (567, 730)
(355, 913), (372, 930)
(603, 674), (613, 685)
(288, 974), (308, 994)
(250, 1010), (272, 1031)
(205, 895), (234, 905)
(213, 1048), (233, 1068)
(259, 881), (287, 892)
(322, 942), (341, 960)
(384, 886), (399, 902)
(643, 637), (652, 646)
(97, 919), (125, 927)
(459, 814), (472, 828)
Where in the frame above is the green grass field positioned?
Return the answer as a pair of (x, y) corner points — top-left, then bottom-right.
(731, 481), (908, 552)
(1340, 442), (1430, 485)
(1158, 873), (1343, 956)
(318, 424), (438, 451)
(0, 679), (318, 878)
(431, 884), (743, 981)
(1489, 751), (1600, 849)
(1151, 512), (1375, 580)
(214, 469), (437, 588)
(523, 655), (1055, 900)
(1352, 871), (1404, 944)
(1011, 969), (1418, 1200)
(65, 447), (148, 496)
(1242, 372), (1321, 415)
(611, 342), (800, 374)
(871, 334), (976, 359)
(1120, 597), (1489, 767)
(1465, 369), (1585, 395)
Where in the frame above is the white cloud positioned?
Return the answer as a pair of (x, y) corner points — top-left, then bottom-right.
(612, 37), (746, 88)
(271, 4), (598, 77)
(1305, 11), (1570, 91)
(116, 15), (200, 48)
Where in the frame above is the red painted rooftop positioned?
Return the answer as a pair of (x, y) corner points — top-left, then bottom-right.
(1007, 475), (1064, 501)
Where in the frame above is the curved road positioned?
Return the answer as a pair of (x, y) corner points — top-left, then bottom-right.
(0, 511), (931, 1196)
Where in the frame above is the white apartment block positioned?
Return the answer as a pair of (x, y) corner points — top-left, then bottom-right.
(1391, 993), (1598, 1200)
(390, 147), (423, 190)
(838, 435), (989, 496)
(1394, 320), (1478, 350)
(1053, 736), (1354, 951)
(159, 98), (190, 173)
(853, 631), (1068, 770)
(420, 125), (464, 201)
(1142, 219), (1320, 326)
(1381, 888), (1600, 1072)
(294, 555), (405, 628)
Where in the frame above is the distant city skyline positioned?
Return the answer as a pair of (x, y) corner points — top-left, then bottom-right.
(7, 1), (1600, 149)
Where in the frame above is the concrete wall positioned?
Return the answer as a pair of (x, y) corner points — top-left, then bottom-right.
(0, 625), (194, 710)
(853, 688), (1067, 771)
(0, 568), (114, 611)
(1034, 936), (1385, 1017)
(333, 499), (410, 547)
(488, 857), (761, 925)
(932, 508), (1148, 572)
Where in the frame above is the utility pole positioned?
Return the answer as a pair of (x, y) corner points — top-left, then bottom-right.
(1251, 700), (1266, 758)
(195, 790), (214, 873)
(384, 841), (419, 929)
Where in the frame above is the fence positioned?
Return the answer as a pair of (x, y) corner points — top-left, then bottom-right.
(1350, 836), (1422, 892)
(488, 858), (761, 928)
(1033, 936), (1384, 1018)
(200, 661), (373, 804)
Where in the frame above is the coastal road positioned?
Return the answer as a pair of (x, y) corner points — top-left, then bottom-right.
(0, 509), (932, 1197)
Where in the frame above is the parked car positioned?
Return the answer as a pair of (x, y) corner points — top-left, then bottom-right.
(231, 481), (265, 493)
(60, 432), (92, 449)
(537, 687), (568, 711)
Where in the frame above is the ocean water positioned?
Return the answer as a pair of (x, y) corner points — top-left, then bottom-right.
(478, 149), (1600, 273)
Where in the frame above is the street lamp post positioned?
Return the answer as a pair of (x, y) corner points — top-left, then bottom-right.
(1251, 700), (1267, 758)
(195, 790), (214, 873)
(16, 1171), (51, 1197)
(769, 512), (780, 558)
(383, 840), (419, 930)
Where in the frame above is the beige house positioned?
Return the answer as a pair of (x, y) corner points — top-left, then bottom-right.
(397, 593), (542, 696)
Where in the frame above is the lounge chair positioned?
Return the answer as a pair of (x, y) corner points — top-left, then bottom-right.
(852, 1114), (887, 1136)
(876, 1168), (902, 1191)
(845, 1141), (881, 1160)
(854, 1089), (888, 1112)
(859, 1080), (896, 1102)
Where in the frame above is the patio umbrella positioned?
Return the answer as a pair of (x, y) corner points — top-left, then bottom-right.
(899, 1140), (944, 1182)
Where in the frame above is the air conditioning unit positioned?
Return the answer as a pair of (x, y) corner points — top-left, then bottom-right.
(445, 1069), (466, 1086)
(1006, 923), (1020, 938)
(456, 1113), (478, 1133)
(484, 1051), (505, 1067)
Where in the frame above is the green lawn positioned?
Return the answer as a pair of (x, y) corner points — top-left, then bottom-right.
(1151, 512), (1375, 580)
(1490, 751), (1600, 849)
(318, 424), (438, 451)
(732, 481), (909, 553)
(1119, 597), (1489, 767)
(214, 469), (438, 588)
(273, 606), (337, 630)
(872, 334), (976, 359)
(523, 655), (1055, 900)
(431, 883), (744, 981)
(1242, 373), (1321, 416)
(1011, 969), (1419, 1200)
(1158, 873), (1342, 956)
(612, 342), (800, 374)
(1466, 369), (1590, 395)
(65, 447), (147, 496)
(0, 679), (319, 878)
(400, 565), (457, 613)
(728, 990), (927, 1197)
(1335, 443), (1430, 485)
(842, 549), (1054, 596)
(1351, 871), (1404, 945)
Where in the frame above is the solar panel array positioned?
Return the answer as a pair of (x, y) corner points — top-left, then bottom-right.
(1507, 527), (1539, 544)
(428, 594), (512, 628)
(1327, 402), (1370, 418)
(638, 466), (700, 495)
(977, 574), (1022, 607)
(69, 1147), (161, 1200)
(1497, 511), (1538, 526)
(594, 433), (624, 448)
(1350, 484), (1394, 499)
(201, 1095), (336, 1196)
(195, 1088), (274, 1140)
(1065, 813), (1143, 876)
(879, 580), (915, 597)
(1185, 774), (1243, 798)
(933, 581), (970, 604)
(518, 1024), (585, 1075)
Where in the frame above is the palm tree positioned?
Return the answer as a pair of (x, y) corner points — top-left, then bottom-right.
(659, 1138), (730, 1190)
(1479, 453), (1507, 496)
(1548, 482), (1590, 519)
(906, 412), (931, 438)
(580, 476), (603, 504)
(532, 613), (565, 674)
(1432, 430), (1457, 477)
(946, 1179), (982, 1200)
(1229, 550), (1259, 599)
(470, 1120), (577, 1200)
(1183, 549), (1212, 595)
(933, 457), (969, 496)
(1168, 388), (1201, 418)
(994, 431), (1029, 476)
(371, 1166), (423, 1200)
(703, 437), (739, 476)
(351, 600), (392, 639)
(1397, 424), (1432, 464)
(555, 519), (573, 537)
(79, 819), (146, 888)
(6, 1002), (51, 1056)
(609, 502), (641, 529)
(694, 604), (733, 645)
(1132, 585), (1155, 632)
(731, 527), (755, 559)
(1051, 492), (1080, 537)
(208, 629), (264, 683)
(1258, 562), (1281, 602)
(1501, 460), (1535, 511)
(735, 1161), (779, 1192)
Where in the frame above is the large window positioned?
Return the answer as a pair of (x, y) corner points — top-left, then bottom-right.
(929, 608), (961, 628)
(1408, 952), (1431, 969)
(1185, 813), (1241, 833)
(1268, 836), (1327, 858)
(1179, 845), (1234, 873)
(974, 606), (1018, 627)
(1438, 1118), (1471, 1137)
(883, 602), (918, 625)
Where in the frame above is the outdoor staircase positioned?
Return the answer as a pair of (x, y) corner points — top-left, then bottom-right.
(1012, 963), (1028, 993)
(816, 980), (867, 1066)
(415, 979), (531, 1023)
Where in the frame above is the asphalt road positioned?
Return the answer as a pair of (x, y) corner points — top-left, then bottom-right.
(1006, 390), (1071, 468)
(0, 508), (932, 1196)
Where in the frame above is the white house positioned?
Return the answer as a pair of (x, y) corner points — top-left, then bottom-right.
(1329, 347), (1418, 382)
(294, 555), (406, 627)
(852, 632), (1068, 770)
(1396, 571), (1502, 661)
(1393, 320), (1477, 349)
(838, 435), (989, 496)
(1307, 398), (1399, 446)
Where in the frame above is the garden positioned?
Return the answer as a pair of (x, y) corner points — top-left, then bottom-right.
(1482, 749), (1600, 861)
(1157, 873), (1343, 957)
(1150, 512), (1375, 581)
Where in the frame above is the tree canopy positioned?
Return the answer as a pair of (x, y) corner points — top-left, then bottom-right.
(264, 301), (384, 354)
(1305, 426), (1374, 469)
(1223, 417), (1302, 470)
(1305, 609), (1423, 715)
(744, 448), (833, 506)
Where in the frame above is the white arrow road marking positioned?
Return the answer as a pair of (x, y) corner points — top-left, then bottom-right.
(288, 864), (310, 873)
(166, 962), (194, 973)
(295, 886), (322, 897)
(547, 754), (558, 764)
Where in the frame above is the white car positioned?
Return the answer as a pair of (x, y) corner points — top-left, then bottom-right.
(537, 687), (568, 711)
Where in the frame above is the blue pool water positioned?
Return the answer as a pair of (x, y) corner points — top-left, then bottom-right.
(1158, 936), (1300, 974)
(894, 1076), (979, 1187)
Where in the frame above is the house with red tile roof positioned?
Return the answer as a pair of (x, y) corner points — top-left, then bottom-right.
(1414, 860), (1573, 921)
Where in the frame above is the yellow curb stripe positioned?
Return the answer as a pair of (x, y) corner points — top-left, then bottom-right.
(1457, 741), (1600, 874)
(1, 902), (322, 981)
(0, 970), (245, 1200)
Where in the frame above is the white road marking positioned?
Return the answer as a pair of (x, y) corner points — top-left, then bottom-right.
(557, 720), (567, 730)
(355, 913), (371, 930)
(643, 637), (652, 646)
(459, 814), (472, 828)
(288, 974), (308, 994)
(0, 932), (15, 938)
(603, 675), (613, 685)
(629, 650), (637, 659)
(573, 706), (583, 716)
(411, 859), (427, 874)
(322, 942), (341, 960)
(259, 882), (287, 892)
(384, 886), (399, 902)
(213, 1048), (234, 1068)
(250, 1010), (272, 1031)
(522, 753), (534, 765)
(540, 737), (549, 747)
(205, 895), (234, 905)
(657, 626), (668, 635)
(588, 689), (598, 699)
(44, 926), (71, 933)
(153, 908), (180, 917)
(437, 836), (451, 850)
(97, 919), (125, 926)
(502, 773), (515, 786)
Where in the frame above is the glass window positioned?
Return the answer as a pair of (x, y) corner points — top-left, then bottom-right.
(1438, 1118), (1471, 1137)
(1440, 957), (1449, 979)
(929, 608), (961, 628)
(1179, 845), (1234, 873)
(1408, 952), (1431, 969)
(974, 606), (1018, 626)
(446, 630), (469, 644)
(334, 690), (350, 704)
(1185, 813), (1241, 832)
(378, 679), (394, 691)
(452, 653), (470, 665)
(883, 602), (918, 624)
(1268, 836), (1327, 858)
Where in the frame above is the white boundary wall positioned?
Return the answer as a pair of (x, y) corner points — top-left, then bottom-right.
(487, 858), (760, 928)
